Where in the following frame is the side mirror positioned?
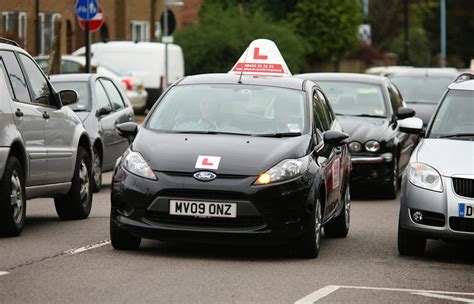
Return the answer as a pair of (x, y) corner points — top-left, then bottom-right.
(97, 105), (113, 116)
(399, 117), (424, 134)
(116, 122), (138, 144)
(323, 130), (349, 147)
(397, 107), (416, 120)
(60, 90), (78, 106)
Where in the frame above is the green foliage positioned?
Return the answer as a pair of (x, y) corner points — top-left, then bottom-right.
(175, 0), (306, 74)
(290, 0), (362, 65)
(174, 2), (307, 75)
(390, 26), (432, 66)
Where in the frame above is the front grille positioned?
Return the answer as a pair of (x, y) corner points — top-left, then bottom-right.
(158, 189), (247, 201)
(452, 177), (474, 198)
(449, 217), (474, 233)
(144, 211), (265, 229)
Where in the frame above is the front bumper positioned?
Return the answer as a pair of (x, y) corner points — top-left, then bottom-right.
(350, 153), (394, 187)
(111, 166), (317, 244)
(399, 174), (474, 241)
(0, 147), (10, 180)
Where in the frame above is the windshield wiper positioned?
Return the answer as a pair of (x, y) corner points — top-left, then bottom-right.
(439, 133), (474, 138)
(171, 130), (253, 136)
(255, 132), (302, 138)
(351, 114), (387, 118)
(72, 109), (89, 112)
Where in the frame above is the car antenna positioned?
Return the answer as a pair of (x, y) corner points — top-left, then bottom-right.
(238, 46), (250, 84)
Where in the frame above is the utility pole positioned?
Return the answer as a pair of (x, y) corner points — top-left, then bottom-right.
(151, 0), (157, 41)
(440, 0), (446, 67)
(85, 20), (91, 73)
(403, 0), (410, 65)
(35, 0), (40, 55)
(164, 1), (169, 89)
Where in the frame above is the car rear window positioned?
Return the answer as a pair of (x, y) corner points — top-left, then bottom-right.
(52, 81), (90, 111)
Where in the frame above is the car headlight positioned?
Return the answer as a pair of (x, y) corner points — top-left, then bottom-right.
(122, 150), (157, 180)
(365, 140), (380, 152)
(348, 141), (362, 153)
(407, 162), (443, 192)
(254, 156), (309, 185)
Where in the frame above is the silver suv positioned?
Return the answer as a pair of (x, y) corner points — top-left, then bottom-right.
(0, 39), (93, 237)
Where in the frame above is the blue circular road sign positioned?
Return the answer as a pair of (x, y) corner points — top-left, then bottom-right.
(75, 0), (99, 20)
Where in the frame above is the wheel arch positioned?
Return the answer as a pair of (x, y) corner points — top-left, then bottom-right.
(8, 141), (28, 181)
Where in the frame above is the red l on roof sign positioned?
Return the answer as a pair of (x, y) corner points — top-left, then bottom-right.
(229, 39), (292, 77)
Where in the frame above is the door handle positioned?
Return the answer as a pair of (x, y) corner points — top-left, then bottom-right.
(43, 111), (50, 119)
(15, 109), (24, 117)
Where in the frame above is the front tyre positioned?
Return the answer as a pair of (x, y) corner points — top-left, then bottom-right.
(325, 184), (350, 238)
(92, 147), (102, 193)
(296, 198), (322, 259)
(0, 157), (26, 237)
(383, 156), (399, 199)
(110, 215), (141, 250)
(398, 226), (426, 257)
(54, 147), (93, 220)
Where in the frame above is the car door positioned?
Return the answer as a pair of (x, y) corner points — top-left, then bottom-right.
(312, 89), (340, 220)
(388, 83), (415, 173)
(18, 53), (76, 184)
(96, 78), (133, 169)
(0, 50), (47, 186)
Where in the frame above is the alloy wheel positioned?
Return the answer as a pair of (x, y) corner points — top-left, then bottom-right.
(79, 160), (90, 206)
(10, 170), (24, 225)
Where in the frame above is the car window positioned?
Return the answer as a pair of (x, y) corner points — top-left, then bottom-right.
(100, 79), (125, 111)
(62, 60), (82, 73)
(95, 80), (112, 110)
(19, 53), (53, 106)
(313, 91), (330, 131)
(0, 58), (15, 99)
(317, 90), (334, 125)
(0, 50), (31, 103)
(52, 81), (90, 111)
(390, 75), (454, 103)
(35, 59), (49, 73)
(388, 83), (403, 114)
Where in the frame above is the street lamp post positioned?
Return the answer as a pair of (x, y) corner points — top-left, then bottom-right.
(162, 0), (183, 90)
(440, 0), (446, 67)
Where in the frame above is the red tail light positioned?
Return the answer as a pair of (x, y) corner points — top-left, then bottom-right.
(121, 79), (133, 91)
(160, 75), (164, 90)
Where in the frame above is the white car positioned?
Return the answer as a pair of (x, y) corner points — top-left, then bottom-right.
(34, 55), (148, 114)
(397, 73), (474, 256)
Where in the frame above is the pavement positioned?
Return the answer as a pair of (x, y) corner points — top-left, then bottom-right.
(0, 172), (473, 303)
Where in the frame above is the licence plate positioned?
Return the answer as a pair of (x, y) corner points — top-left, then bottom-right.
(169, 200), (237, 218)
(458, 203), (474, 218)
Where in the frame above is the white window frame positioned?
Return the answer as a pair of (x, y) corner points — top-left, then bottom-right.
(130, 20), (149, 42)
(2, 11), (14, 33)
(18, 12), (27, 47)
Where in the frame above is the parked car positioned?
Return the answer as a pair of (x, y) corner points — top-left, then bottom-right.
(49, 74), (134, 192)
(73, 41), (185, 110)
(0, 38), (93, 236)
(388, 68), (459, 127)
(398, 73), (474, 256)
(110, 39), (351, 258)
(365, 65), (413, 77)
(296, 73), (419, 198)
(34, 55), (148, 114)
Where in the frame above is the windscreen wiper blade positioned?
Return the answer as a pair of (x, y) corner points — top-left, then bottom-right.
(439, 133), (474, 138)
(255, 132), (302, 138)
(171, 130), (253, 136)
(352, 114), (387, 118)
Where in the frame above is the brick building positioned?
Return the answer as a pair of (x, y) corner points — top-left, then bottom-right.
(0, 0), (202, 56)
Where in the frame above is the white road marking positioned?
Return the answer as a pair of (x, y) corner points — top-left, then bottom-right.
(63, 240), (111, 255)
(294, 285), (340, 304)
(295, 285), (474, 303)
(412, 292), (474, 303)
(0, 271), (9, 276)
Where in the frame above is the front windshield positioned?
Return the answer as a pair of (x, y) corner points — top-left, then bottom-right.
(390, 75), (454, 103)
(146, 84), (306, 135)
(316, 81), (386, 117)
(429, 90), (474, 139)
(52, 81), (90, 111)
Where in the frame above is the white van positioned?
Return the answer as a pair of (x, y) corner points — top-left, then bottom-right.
(73, 41), (184, 108)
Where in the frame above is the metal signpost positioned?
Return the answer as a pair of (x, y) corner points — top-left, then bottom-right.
(75, 0), (98, 73)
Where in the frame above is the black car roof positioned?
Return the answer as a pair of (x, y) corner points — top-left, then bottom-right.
(177, 73), (306, 91)
(295, 73), (386, 85)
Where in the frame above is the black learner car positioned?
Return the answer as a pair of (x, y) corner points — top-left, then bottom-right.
(110, 73), (353, 258)
(296, 73), (419, 198)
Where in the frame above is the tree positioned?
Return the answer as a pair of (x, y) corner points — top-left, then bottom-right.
(174, 2), (307, 75)
(290, 0), (362, 70)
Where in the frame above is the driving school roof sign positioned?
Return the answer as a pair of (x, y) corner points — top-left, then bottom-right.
(229, 39), (292, 77)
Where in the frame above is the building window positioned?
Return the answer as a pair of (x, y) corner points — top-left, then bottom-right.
(2, 11), (14, 33)
(18, 12), (27, 47)
(38, 12), (61, 55)
(130, 21), (149, 42)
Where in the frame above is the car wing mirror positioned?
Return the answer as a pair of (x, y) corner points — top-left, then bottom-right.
(97, 105), (113, 116)
(399, 117), (424, 134)
(60, 90), (78, 106)
(116, 122), (138, 144)
(318, 130), (349, 158)
(397, 107), (416, 120)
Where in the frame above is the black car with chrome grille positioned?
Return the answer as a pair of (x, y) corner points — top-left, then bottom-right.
(296, 73), (419, 198)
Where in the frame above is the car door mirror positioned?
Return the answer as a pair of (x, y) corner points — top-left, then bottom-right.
(60, 90), (78, 106)
(397, 107), (415, 120)
(116, 122), (138, 144)
(323, 130), (349, 147)
(399, 117), (424, 134)
(97, 105), (113, 116)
